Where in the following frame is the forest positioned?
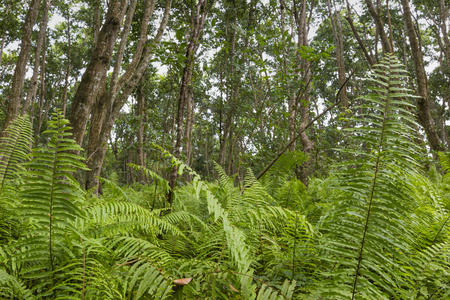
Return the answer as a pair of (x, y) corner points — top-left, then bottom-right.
(1, 0), (450, 298)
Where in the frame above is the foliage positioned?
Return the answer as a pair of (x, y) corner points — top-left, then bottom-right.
(1, 55), (450, 299)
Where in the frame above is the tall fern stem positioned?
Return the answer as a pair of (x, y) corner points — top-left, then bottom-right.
(351, 58), (392, 299)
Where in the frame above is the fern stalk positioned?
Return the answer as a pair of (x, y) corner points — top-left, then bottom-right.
(351, 58), (393, 299)
(319, 54), (423, 299)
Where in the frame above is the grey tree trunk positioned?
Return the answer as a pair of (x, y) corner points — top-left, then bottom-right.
(364, 0), (393, 54)
(401, 0), (443, 152)
(68, 0), (127, 146)
(1, 0), (41, 133)
(294, 0), (314, 186)
(85, 0), (171, 194)
(168, 0), (211, 204)
(326, 0), (347, 108)
(22, 0), (51, 114)
(0, 3), (11, 69)
(136, 84), (146, 183)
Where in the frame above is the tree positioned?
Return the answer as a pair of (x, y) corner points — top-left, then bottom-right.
(1, 0), (41, 133)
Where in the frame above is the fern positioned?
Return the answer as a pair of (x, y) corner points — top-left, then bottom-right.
(317, 54), (423, 299)
(15, 111), (87, 290)
(0, 114), (32, 193)
(0, 268), (34, 299)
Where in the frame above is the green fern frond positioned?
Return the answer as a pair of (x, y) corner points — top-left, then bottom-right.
(123, 258), (172, 299)
(128, 163), (171, 194)
(98, 176), (129, 201)
(14, 111), (86, 286)
(83, 201), (184, 237)
(256, 279), (296, 300)
(318, 54), (423, 299)
(0, 268), (34, 299)
(0, 114), (32, 193)
(438, 152), (450, 174)
(158, 147), (253, 274)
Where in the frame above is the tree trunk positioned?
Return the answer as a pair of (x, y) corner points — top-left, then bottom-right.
(136, 84), (146, 183)
(1, 0), (41, 133)
(85, 0), (138, 192)
(401, 0), (443, 152)
(93, 1), (101, 48)
(22, 0), (51, 114)
(326, 0), (347, 108)
(439, 0), (450, 67)
(85, 0), (171, 194)
(345, 0), (375, 67)
(184, 88), (194, 168)
(34, 38), (47, 137)
(0, 3), (11, 69)
(168, 0), (211, 203)
(294, 0), (314, 186)
(62, 9), (72, 115)
(68, 0), (127, 146)
(364, 0), (393, 54)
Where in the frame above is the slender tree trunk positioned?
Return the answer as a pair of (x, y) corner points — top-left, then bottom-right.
(345, 0), (374, 67)
(439, 0), (450, 67)
(401, 0), (443, 152)
(1, 0), (41, 133)
(326, 0), (347, 108)
(85, 0), (171, 193)
(62, 9), (71, 115)
(218, 18), (236, 167)
(168, 0), (211, 203)
(0, 3), (11, 68)
(93, 1), (101, 48)
(23, 0), (51, 114)
(35, 38), (47, 137)
(294, 0), (314, 186)
(136, 84), (146, 182)
(184, 88), (194, 168)
(364, 0), (393, 54)
(68, 0), (127, 146)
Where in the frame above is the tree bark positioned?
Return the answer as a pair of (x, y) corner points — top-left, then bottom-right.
(85, 0), (171, 193)
(401, 0), (443, 152)
(0, 3), (11, 69)
(363, 0), (393, 54)
(22, 0), (51, 114)
(345, 0), (375, 67)
(85, 0), (138, 191)
(294, 0), (314, 186)
(136, 84), (146, 183)
(326, 0), (347, 108)
(68, 0), (127, 146)
(1, 0), (41, 133)
(62, 10), (71, 115)
(168, 0), (211, 203)
(184, 88), (195, 168)
(439, 0), (450, 67)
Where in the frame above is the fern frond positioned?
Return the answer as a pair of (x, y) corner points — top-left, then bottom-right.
(318, 54), (423, 299)
(128, 163), (170, 194)
(83, 201), (184, 237)
(0, 268), (34, 299)
(123, 258), (172, 299)
(256, 279), (296, 300)
(14, 111), (86, 287)
(0, 114), (32, 193)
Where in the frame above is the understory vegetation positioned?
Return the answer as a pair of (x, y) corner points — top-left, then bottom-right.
(1, 56), (450, 299)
